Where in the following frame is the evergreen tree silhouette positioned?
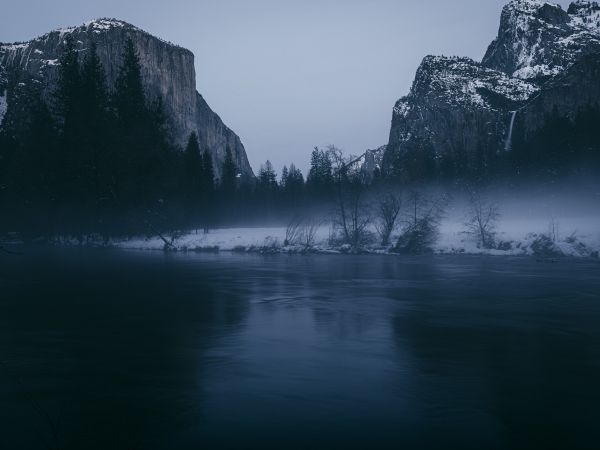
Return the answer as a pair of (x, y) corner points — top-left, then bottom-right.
(257, 160), (277, 192)
(307, 147), (333, 198)
(201, 150), (215, 194)
(183, 132), (202, 224)
(200, 149), (215, 231)
(112, 38), (163, 209)
(113, 38), (146, 127)
(280, 165), (289, 189)
(80, 41), (111, 215)
(221, 145), (238, 196)
(55, 34), (84, 217)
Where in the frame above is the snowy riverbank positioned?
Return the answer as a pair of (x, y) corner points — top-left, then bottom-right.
(106, 220), (600, 258)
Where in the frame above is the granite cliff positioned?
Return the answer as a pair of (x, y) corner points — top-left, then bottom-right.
(0, 19), (253, 180)
(383, 0), (600, 180)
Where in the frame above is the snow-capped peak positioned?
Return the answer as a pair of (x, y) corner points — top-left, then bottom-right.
(482, 0), (600, 80)
(53, 18), (135, 35)
(504, 0), (563, 14)
(569, 1), (600, 31)
(82, 18), (135, 33)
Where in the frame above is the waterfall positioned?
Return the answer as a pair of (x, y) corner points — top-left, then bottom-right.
(504, 110), (517, 151)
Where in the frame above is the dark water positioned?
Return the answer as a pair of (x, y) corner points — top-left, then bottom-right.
(1, 249), (599, 450)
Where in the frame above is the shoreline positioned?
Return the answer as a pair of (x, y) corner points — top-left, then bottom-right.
(2, 238), (599, 261)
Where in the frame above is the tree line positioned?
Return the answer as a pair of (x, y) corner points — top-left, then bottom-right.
(1, 35), (599, 239)
(0, 37), (374, 238)
(0, 37), (243, 238)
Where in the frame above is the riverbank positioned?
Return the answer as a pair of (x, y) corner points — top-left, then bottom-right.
(7, 222), (595, 259)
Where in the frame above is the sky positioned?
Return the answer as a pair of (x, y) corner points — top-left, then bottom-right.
(1, 0), (572, 175)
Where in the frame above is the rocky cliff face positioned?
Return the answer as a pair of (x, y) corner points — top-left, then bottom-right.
(0, 19), (253, 180)
(520, 51), (600, 132)
(348, 145), (386, 182)
(383, 0), (600, 179)
(384, 56), (538, 178)
(482, 0), (600, 80)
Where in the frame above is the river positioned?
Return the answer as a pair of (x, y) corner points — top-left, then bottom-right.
(1, 249), (599, 449)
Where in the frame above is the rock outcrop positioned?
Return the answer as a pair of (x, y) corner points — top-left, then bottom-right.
(348, 145), (386, 182)
(0, 19), (253, 180)
(482, 0), (600, 80)
(383, 0), (600, 180)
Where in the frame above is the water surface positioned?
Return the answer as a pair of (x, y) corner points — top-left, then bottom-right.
(1, 249), (599, 449)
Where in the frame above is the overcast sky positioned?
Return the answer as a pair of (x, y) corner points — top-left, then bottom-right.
(1, 0), (572, 174)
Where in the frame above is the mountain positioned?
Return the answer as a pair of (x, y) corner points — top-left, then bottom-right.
(0, 19), (253, 180)
(483, 0), (600, 80)
(383, 0), (600, 181)
(348, 145), (386, 182)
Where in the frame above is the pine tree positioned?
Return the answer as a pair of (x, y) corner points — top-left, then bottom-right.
(2, 36), (183, 235)
(307, 147), (320, 188)
(81, 42), (108, 114)
(280, 165), (289, 189)
(220, 145), (238, 196)
(56, 34), (81, 120)
(286, 163), (304, 197)
(111, 38), (162, 208)
(183, 132), (202, 224)
(184, 132), (202, 190)
(26, 97), (58, 206)
(113, 38), (146, 126)
(258, 160), (277, 191)
(80, 41), (111, 211)
(307, 147), (333, 198)
(201, 150), (215, 195)
(280, 163), (304, 206)
(200, 150), (215, 231)
(54, 34), (84, 213)
(255, 160), (278, 214)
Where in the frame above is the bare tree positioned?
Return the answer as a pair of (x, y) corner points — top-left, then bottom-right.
(464, 192), (500, 249)
(328, 146), (372, 249)
(284, 216), (303, 246)
(395, 190), (448, 254)
(300, 218), (321, 249)
(285, 216), (321, 249)
(375, 191), (402, 246)
(328, 146), (352, 245)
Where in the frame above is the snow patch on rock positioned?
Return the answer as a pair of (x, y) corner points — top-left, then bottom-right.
(412, 56), (539, 110)
(512, 63), (563, 79)
(393, 100), (411, 117)
(569, 1), (600, 31)
(83, 18), (129, 32)
(483, 0), (600, 82)
(505, 0), (562, 15)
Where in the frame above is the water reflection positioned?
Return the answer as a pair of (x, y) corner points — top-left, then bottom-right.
(1, 250), (599, 449)
(0, 249), (250, 450)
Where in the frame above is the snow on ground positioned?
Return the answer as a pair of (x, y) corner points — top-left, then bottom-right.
(436, 217), (600, 257)
(112, 217), (600, 258)
(115, 226), (334, 252)
(117, 227), (298, 252)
